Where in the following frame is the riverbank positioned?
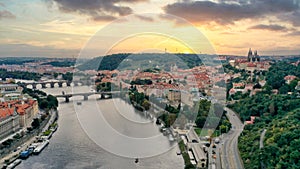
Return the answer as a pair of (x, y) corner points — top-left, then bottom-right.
(0, 109), (58, 168)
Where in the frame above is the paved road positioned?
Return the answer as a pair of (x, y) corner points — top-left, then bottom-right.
(260, 129), (266, 149)
(260, 129), (267, 169)
(220, 107), (244, 169)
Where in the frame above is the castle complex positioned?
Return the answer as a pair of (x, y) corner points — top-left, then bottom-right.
(247, 48), (260, 62)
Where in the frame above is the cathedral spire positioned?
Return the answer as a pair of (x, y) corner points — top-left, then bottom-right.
(248, 48), (253, 62)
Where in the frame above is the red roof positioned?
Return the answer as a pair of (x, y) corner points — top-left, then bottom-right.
(0, 100), (36, 116)
(247, 63), (256, 67)
(0, 108), (15, 119)
(284, 75), (297, 81)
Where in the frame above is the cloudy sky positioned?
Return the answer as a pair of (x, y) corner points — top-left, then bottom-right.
(0, 0), (300, 57)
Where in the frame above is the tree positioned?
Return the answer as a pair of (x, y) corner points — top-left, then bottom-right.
(253, 83), (261, 89)
(31, 118), (40, 129)
(184, 163), (195, 169)
(195, 116), (206, 128)
(142, 100), (151, 110)
(62, 72), (73, 82)
(279, 84), (290, 94)
(53, 72), (59, 79)
(262, 84), (272, 94)
(39, 100), (49, 110)
(47, 95), (58, 109)
(289, 80), (298, 92)
(269, 102), (278, 115)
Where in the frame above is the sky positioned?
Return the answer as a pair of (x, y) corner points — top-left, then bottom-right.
(0, 0), (300, 58)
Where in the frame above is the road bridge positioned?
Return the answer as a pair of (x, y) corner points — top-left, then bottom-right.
(54, 91), (124, 102)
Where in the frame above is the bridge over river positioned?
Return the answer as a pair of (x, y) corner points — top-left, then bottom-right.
(19, 80), (92, 89)
(54, 91), (124, 102)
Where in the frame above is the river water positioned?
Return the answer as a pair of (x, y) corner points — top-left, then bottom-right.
(16, 86), (184, 169)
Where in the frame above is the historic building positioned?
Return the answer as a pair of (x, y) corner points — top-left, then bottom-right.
(0, 99), (38, 129)
(0, 107), (20, 140)
(167, 89), (181, 102)
(247, 48), (260, 62)
(0, 84), (23, 97)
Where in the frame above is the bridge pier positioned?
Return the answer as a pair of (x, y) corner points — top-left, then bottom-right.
(100, 94), (105, 99)
(65, 96), (70, 103)
(83, 95), (88, 101)
(32, 84), (37, 89)
(41, 83), (46, 88)
(50, 83), (55, 88)
(66, 82), (71, 87)
(58, 82), (63, 88)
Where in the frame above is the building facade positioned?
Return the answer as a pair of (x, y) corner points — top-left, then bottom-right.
(168, 89), (181, 102)
(0, 84), (23, 97)
(0, 107), (20, 140)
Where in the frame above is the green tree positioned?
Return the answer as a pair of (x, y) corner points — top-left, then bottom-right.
(31, 118), (40, 129)
(53, 72), (59, 79)
(142, 100), (151, 110)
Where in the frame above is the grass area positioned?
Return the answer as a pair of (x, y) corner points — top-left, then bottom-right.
(182, 152), (194, 169)
(179, 140), (186, 152)
(194, 127), (223, 137)
(43, 130), (52, 136)
(212, 130), (221, 137)
(178, 140), (195, 169)
(194, 128), (209, 136)
(50, 122), (57, 128)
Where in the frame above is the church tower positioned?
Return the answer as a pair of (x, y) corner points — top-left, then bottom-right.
(247, 48), (253, 62)
(254, 50), (260, 62)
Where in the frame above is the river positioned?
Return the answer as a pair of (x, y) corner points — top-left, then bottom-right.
(16, 86), (184, 169)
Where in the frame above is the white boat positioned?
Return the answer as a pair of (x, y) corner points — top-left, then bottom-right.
(168, 134), (175, 142)
(33, 140), (49, 155)
(7, 159), (22, 169)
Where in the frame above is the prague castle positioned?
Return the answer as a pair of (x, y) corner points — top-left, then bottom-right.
(229, 48), (270, 72)
(247, 48), (260, 62)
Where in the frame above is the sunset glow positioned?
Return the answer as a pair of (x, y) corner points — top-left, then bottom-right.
(1, 0), (300, 57)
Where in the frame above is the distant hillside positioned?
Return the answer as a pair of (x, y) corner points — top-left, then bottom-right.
(41, 61), (75, 67)
(0, 57), (76, 66)
(238, 106), (300, 169)
(76, 53), (222, 71)
(76, 53), (130, 71)
(0, 57), (37, 65)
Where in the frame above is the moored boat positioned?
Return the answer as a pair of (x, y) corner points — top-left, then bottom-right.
(6, 159), (22, 169)
(33, 140), (49, 155)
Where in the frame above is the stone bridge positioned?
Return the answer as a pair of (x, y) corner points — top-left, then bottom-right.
(54, 91), (124, 102)
(20, 80), (92, 89)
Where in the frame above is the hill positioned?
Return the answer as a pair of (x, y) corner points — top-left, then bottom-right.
(76, 53), (222, 71)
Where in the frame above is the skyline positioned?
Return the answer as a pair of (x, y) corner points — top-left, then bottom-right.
(1, 0), (300, 57)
